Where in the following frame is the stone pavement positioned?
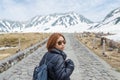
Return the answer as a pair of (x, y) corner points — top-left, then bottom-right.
(0, 33), (120, 80)
(66, 34), (120, 80)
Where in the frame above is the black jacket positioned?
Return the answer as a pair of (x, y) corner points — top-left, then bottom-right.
(39, 48), (74, 80)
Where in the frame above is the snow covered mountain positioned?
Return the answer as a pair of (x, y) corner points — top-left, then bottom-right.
(87, 7), (120, 42)
(0, 12), (93, 33)
(1, 7), (120, 33)
(0, 8), (120, 41)
(25, 12), (93, 27)
(89, 7), (120, 33)
(0, 20), (24, 32)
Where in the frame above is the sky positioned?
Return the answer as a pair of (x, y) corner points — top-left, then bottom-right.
(0, 0), (120, 22)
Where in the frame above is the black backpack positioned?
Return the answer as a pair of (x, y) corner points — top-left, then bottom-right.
(33, 54), (56, 80)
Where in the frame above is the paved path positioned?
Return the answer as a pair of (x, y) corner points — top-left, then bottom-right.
(0, 33), (120, 80)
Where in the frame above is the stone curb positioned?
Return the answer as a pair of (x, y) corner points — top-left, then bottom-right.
(0, 38), (48, 73)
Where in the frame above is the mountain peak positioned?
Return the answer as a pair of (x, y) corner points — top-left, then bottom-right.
(103, 7), (120, 22)
(0, 12), (93, 32)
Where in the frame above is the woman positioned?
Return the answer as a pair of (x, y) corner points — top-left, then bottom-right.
(39, 33), (74, 80)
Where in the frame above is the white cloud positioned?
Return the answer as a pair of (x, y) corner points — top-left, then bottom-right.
(0, 0), (120, 22)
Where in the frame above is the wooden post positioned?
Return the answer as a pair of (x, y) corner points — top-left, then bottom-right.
(18, 38), (21, 51)
(42, 33), (44, 39)
(92, 38), (96, 49)
(102, 40), (107, 57)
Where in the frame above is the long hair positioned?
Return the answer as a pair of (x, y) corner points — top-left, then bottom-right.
(47, 33), (66, 51)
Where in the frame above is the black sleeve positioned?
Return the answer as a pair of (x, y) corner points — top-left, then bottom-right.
(53, 55), (74, 80)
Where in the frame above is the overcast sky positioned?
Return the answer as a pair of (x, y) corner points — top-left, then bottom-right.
(0, 0), (120, 22)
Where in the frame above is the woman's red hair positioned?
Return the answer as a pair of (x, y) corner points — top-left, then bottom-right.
(47, 33), (66, 51)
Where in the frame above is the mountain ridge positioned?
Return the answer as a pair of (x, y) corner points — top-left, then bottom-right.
(0, 12), (93, 32)
(0, 7), (120, 33)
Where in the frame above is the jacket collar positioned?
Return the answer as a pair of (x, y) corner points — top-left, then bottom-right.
(50, 48), (67, 60)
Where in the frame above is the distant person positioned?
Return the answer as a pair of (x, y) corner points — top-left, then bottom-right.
(39, 33), (74, 80)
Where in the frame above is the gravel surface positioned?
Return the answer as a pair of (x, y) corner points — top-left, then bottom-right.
(0, 33), (120, 80)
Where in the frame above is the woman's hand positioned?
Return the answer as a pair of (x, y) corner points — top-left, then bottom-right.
(65, 59), (74, 69)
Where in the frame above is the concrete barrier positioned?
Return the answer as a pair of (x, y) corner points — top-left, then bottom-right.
(0, 38), (47, 73)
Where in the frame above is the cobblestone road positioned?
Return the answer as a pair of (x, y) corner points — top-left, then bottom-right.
(0, 33), (120, 80)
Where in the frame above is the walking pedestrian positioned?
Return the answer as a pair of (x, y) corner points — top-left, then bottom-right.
(39, 33), (74, 80)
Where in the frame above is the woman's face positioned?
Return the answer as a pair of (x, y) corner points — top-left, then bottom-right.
(55, 36), (66, 51)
